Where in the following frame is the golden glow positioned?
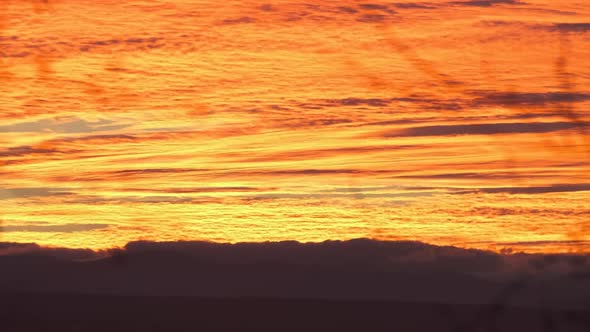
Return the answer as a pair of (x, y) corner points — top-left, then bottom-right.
(1, 0), (589, 253)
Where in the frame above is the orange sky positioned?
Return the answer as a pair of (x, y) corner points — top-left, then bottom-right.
(1, 0), (589, 253)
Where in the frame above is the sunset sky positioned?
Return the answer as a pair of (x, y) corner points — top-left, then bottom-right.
(1, 0), (589, 253)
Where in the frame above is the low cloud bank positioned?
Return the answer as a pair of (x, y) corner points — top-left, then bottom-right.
(0, 239), (588, 308)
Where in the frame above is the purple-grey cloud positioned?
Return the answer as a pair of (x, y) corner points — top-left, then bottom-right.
(1, 223), (109, 233)
(380, 121), (588, 137)
(0, 239), (588, 308)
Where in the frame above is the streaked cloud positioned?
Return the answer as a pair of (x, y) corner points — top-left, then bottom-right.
(0, 117), (130, 134)
(379, 121), (588, 137)
(472, 92), (590, 107)
(1, 223), (109, 233)
(392, 3), (436, 9)
(549, 23), (590, 33)
(462, 183), (590, 195)
(0, 0), (589, 254)
(449, 0), (523, 7)
(0, 187), (72, 200)
(220, 17), (258, 25)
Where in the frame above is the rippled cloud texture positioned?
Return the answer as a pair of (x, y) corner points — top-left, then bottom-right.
(1, 0), (589, 252)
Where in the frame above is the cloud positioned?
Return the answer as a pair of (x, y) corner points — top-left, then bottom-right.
(304, 97), (464, 112)
(358, 4), (396, 14)
(52, 134), (138, 143)
(1, 223), (109, 233)
(60, 195), (220, 205)
(549, 23), (590, 33)
(111, 168), (202, 176)
(0, 146), (61, 158)
(450, 0), (522, 7)
(0, 117), (130, 134)
(11, 35), (166, 56)
(320, 185), (414, 193)
(258, 4), (275, 12)
(337, 6), (358, 14)
(498, 240), (590, 247)
(295, 97), (461, 112)
(308, 91), (590, 116)
(220, 17), (257, 25)
(0, 243), (41, 256)
(0, 242), (100, 260)
(246, 191), (434, 200)
(472, 92), (590, 106)
(89, 37), (162, 47)
(47, 168), (207, 183)
(228, 169), (396, 178)
(398, 172), (518, 180)
(399, 183), (590, 195)
(0, 187), (72, 200)
(392, 3), (437, 9)
(124, 186), (271, 194)
(464, 206), (590, 217)
(0, 239), (587, 308)
(356, 14), (388, 23)
(80, 37), (165, 52)
(235, 145), (423, 163)
(395, 170), (571, 181)
(325, 97), (392, 107)
(280, 117), (352, 129)
(124, 37), (161, 44)
(470, 183), (590, 195)
(379, 121), (588, 137)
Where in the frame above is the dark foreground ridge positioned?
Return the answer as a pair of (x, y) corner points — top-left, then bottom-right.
(1, 293), (589, 332)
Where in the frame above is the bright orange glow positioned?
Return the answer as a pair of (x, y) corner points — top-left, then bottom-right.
(1, 0), (589, 253)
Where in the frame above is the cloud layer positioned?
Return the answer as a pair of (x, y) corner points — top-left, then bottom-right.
(0, 0), (589, 252)
(1, 239), (589, 309)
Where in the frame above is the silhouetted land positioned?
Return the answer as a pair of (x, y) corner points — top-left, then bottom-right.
(1, 292), (589, 332)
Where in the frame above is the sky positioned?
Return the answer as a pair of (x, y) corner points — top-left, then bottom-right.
(0, 0), (589, 253)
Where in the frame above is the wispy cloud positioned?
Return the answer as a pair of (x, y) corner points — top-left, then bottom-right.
(378, 121), (588, 137)
(472, 92), (590, 107)
(0, 187), (72, 200)
(449, 0), (523, 7)
(459, 183), (590, 195)
(0, 117), (130, 134)
(549, 23), (590, 33)
(1, 223), (109, 233)
(1, 0), (589, 254)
